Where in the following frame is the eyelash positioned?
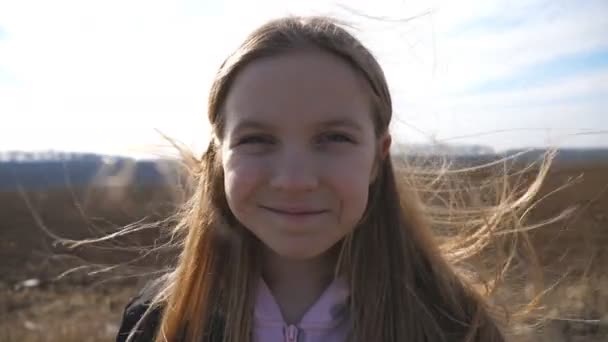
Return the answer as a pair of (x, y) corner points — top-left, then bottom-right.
(237, 134), (275, 145)
(235, 132), (355, 146)
(318, 132), (355, 144)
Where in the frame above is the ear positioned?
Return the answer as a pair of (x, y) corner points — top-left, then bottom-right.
(380, 132), (392, 159)
(370, 132), (392, 182)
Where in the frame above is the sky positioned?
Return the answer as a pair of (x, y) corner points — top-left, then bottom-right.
(0, 0), (607, 158)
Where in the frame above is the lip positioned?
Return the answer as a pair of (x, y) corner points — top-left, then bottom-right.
(260, 205), (328, 216)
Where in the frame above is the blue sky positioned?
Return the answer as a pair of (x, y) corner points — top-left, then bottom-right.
(0, 0), (606, 158)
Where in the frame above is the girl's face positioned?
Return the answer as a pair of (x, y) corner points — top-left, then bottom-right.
(220, 49), (389, 260)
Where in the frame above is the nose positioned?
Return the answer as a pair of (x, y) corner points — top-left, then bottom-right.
(269, 148), (319, 192)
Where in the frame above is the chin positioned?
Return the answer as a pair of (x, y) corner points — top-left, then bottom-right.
(269, 243), (331, 261)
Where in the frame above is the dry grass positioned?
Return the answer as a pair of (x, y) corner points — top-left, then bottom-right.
(1, 159), (607, 341)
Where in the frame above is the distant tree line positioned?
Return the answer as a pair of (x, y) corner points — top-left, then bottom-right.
(0, 151), (122, 163)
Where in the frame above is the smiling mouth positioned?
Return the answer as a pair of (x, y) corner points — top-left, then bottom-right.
(260, 205), (328, 216)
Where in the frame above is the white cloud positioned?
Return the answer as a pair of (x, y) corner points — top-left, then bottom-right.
(0, 0), (606, 156)
(393, 69), (608, 150)
(435, 1), (608, 91)
(0, 0), (228, 156)
(446, 68), (608, 109)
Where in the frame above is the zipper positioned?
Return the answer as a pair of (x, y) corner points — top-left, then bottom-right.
(284, 324), (299, 342)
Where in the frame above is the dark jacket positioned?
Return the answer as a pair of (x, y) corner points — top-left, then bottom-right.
(116, 278), (164, 342)
(116, 277), (225, 342)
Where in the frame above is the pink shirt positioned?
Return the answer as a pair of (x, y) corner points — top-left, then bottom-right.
(253, 277), (351, 342)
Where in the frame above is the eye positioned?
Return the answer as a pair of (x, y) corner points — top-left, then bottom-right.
(319, 132), (355, 144)
(238, 134), (275, 145)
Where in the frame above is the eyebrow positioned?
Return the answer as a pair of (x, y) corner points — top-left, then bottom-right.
(232, 119), (273, 133)
(231, 117), (364, 134)
(317, 118), (364, 132)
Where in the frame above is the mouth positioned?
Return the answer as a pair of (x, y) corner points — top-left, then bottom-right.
(259, 205), (328, 216)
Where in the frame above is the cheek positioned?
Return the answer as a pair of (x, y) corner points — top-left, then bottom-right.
(324, 150), (376, 223)
(223, 154), (267, 210)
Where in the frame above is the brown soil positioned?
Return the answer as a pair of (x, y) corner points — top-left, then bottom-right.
(1, 160), (607, 341)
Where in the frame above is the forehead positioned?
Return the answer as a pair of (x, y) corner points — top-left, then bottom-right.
(222, 49), (374, 132)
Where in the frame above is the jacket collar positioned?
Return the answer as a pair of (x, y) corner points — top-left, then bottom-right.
(253, 277), (350, 329)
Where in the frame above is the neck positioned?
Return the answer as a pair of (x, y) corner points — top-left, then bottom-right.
(261, 246), (338, 324)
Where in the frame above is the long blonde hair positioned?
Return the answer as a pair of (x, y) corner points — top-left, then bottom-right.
(125, 16), (555, 342)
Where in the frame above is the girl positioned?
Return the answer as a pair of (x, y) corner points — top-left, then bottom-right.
(117, 15), (542, 342)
